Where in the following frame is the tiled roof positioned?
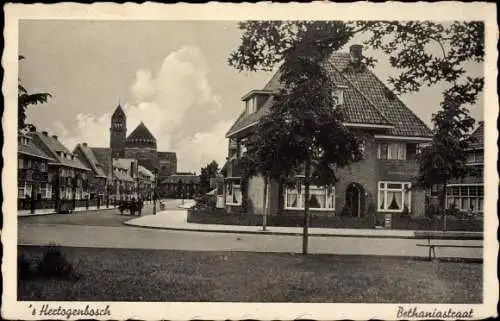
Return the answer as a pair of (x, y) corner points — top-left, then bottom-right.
(75, 144), (107, 178)
(470, 122), (484, 148)
(18, 135), (55, 161)
(226, 50), (432, 138)
(126, 122), (156, 142)
(138, 165), (155, 179)
(29, 132), (90, 171)
(91, 147), (112, 176)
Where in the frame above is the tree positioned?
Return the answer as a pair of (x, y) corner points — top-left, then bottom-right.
(18, 55), (52, 130)
(416, 84), (480, 230)
(228, 20), (484, 253)
(199, 160), (219, 195)
(230, 22), (363, 254)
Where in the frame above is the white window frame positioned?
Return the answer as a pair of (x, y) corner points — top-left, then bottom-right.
(377, 142), (407, 160)
(377, 181), (411, 213)
(332, 88), (344, 106)
(45, 183), (52, 199)
(225, 183), (242, 206)
(245, 97), (257, 115)
(445, 184), (484, 213)
(284, 185), (335, 211)
(18, 182), (26, 199)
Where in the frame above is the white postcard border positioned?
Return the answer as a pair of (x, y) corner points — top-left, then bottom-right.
(3, 2), (498, 320)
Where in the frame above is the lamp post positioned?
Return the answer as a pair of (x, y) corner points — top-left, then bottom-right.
(153, 169), (158, 215)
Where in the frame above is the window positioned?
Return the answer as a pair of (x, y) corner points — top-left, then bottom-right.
(18, 182), (26, 199)
(45, 183), (52, 199)
(467, 150), (484, 164)
(18, 158), (24, 169)
(332, 88), (344, 106)
(245, 97), (257, 115)
(377, 142), (407, 160)
(225, 182), (242, 206)
(285, 185), (335, 210)
(39, 161), (47, 172)
(378, 181), (411, 212)
(446, 185), (484, 212)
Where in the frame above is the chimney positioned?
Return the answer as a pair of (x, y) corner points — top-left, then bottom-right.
(350, 44), (363, 61)
(52, 135), (58, 140)
(42, 131), (48, 136)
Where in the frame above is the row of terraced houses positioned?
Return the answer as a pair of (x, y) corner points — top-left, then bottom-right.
(17, 128), (156, 214)
(220, 45), (484, 227)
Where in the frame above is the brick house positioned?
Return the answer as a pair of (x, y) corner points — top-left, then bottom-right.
(160, 173), (200, 199)
(138, 165), (155, 200)
(223, 45), (433, 225)
(17, 132), (56, 211)
(445, 121), (484, 213)
(29, 130), (91, 211)
(73, 142), (108, 203)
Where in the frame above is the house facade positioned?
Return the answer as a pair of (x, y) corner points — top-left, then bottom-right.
(223, 45), (433, 225)
(29, 130), (91, 211)
(160, 173), (200, 199)
(138, 165), (155, 200)
(17, 132), (56, 211)
(445, 122), (484, 214)
(73, 142), (108, 203)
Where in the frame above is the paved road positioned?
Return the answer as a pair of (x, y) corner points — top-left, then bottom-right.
(18, 222), (482, 260)
(17, 199), (182, 227)
(17, 199), (482, 259)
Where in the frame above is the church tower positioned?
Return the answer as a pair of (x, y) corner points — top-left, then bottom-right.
(110, 104), (126, 158)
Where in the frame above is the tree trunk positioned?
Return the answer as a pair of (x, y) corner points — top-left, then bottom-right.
(442, 181), (447, 231)
(262, 176), (268, 231)
(302, 159), (311, 255)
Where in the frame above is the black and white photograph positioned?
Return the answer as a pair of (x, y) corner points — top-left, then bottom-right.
(2, 3), (498, 320)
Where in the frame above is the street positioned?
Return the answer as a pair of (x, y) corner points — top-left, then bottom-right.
(18, 206), (482, 259)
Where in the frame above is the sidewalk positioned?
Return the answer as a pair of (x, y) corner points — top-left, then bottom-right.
(18, 205), (117, 217)
(126, 210), (421, 239)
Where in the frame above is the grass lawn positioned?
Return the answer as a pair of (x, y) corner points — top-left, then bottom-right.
(18, 245), (482, 303)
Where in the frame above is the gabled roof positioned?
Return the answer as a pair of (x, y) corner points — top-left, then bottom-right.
(113, 168), (135, 182)
(18, 134), (55, 161)
(138, 165), (155, 179)
(91, 147), (112, 176)
(74, 144), (107, 178)
(226, 49), (432, 138)
(29, 132), (90, 171)
(470, 121), (484, 149)
(126, 122), (156, 142)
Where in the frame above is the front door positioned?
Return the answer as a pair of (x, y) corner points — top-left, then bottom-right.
(345, 185), (361, 217)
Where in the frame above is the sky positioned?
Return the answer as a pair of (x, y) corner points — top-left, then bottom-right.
(19, 20), (484, 173)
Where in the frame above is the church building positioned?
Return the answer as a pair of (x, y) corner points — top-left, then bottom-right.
(109, 104), (177, 176)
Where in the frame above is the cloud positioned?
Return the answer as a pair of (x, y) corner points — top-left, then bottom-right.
(174, 120), (231, 173)
(51, 46), (228, 172)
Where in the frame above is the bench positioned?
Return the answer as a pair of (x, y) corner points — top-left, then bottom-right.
(414, 231), (483, 260)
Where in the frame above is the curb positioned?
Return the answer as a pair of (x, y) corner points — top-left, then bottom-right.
(18, 207), (118, 218)
(122, 221), (419, 239)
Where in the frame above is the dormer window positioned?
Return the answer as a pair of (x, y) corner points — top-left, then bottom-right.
(245, 96), (257, 115)
(332, 86), (346, 106)
(242, 90), (271, 116)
